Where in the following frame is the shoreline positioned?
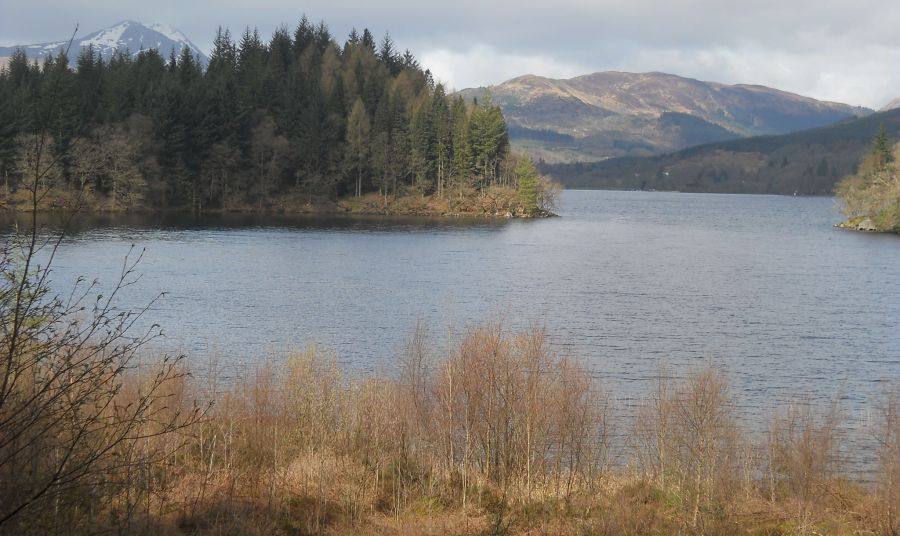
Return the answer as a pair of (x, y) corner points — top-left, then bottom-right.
(0, 191), (558, 220)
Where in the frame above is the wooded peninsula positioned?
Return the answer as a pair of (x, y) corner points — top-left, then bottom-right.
(0, 20), (557, 217)
(836, 127), (900, 233)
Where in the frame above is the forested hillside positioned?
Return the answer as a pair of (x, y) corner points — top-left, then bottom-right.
(547, 107), (900, 195)
(460, 72), (870, 163)
(0, 19), (511, 212)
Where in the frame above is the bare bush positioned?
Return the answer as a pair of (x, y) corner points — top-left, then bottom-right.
(0, 220), (197, 535)
(435, 324), (608, 501)
(766, 398), (842, 507)
(876, 385), (900, 535)
(633, 366), (740, 528)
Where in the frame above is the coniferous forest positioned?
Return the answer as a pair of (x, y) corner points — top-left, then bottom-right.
(0, 18), (532, 214)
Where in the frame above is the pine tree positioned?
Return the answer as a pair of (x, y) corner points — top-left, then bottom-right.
(379, 34), (400, 75)
(389, 92), (411, 194)
(293, 16), (315, 55)
(410, 102), (435, 193)
(41, 53), (80, 185)
(0, 18), (508, 210)
(208, 27), (237, 78)
(0, 79), (19, 191)
(75, 44), (103, 125)
(468, 96), (508, 189)
(449, 96), (471, 192)
(872, 124), (894, 168)
(361, 29), (376, 52)
(431, 84), (450, 196)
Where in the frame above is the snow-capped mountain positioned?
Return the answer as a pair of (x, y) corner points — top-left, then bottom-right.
(0, 20), (208, 67)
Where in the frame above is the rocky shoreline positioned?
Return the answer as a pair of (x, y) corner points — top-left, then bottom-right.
(835, 216), (897, 233)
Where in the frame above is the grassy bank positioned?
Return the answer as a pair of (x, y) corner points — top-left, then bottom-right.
(2, 321), (896, 535)
(0, 184), (557, 219)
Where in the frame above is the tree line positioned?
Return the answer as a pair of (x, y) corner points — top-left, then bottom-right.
(0, 18), (514, 212)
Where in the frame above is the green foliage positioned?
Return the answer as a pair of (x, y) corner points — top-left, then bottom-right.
(516, 154), (539, 211)
(549, 107), (900, 195)
(872, 124), (894, 167)
(0, 17), (509, 211)
(836, 135), (900, 232)
(468, 95), (509, 189)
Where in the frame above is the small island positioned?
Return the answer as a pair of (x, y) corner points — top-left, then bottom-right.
(836, 126), (900, 233)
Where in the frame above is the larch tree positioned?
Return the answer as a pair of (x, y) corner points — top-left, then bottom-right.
(346, 98), (371, 197)
(516, 154), (539, 213)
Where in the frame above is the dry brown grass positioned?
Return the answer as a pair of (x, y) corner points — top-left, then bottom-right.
(3, 323), (895, 535)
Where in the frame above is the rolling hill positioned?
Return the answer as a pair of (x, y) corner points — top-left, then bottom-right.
(545, 107), (900, 195)
(459, 72), (872, 163)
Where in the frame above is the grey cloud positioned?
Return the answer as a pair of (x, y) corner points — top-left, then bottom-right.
(1, 0), (897, 107)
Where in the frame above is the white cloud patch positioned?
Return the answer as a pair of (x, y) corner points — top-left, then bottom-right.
(614, 42), (900, 109)
(420, 45), (590, 92)
(3, 0), (900, 108)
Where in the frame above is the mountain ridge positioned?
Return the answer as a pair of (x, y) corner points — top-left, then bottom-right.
(459, 71), (872, 163)
(0, 20), (208, 67)
(881, 98), (900, 112)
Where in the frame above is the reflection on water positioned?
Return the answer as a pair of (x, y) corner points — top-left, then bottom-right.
(3, 190), (899, 470)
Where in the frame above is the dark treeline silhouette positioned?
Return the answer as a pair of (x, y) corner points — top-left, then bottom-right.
(0, 18), (510, 212)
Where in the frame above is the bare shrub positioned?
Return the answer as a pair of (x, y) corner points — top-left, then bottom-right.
(875, 385), (900, 535)
(435, 324), (608, 502)
(633, 364), (675, 488)
(282, 347), (344, 454)
(0, 242), (198, 534)
(766, 398), (842, 508)
(634, 366), (740, 528)
(671, 367), (739, 527)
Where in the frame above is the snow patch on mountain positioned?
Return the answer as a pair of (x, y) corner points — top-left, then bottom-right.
(0, 21), (208, 67)
(81, 21), (130, 51)
(145, 22), (188, 44)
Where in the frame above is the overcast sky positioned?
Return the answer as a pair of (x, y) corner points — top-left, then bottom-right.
(1, 0), (898, 108)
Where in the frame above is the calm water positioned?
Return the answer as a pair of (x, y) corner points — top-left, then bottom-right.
(7, 190), (900, 464)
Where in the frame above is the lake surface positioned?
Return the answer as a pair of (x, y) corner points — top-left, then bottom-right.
(7, 190), (899, 466)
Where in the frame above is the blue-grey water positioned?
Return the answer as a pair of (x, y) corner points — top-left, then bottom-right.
(7, 190), (899, 469)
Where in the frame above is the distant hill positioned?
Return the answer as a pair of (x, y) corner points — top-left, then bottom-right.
(882, 98), (900, 112)
(459, 72), (872, 163)
(0, 20), (208, 67)
(544, 107), (900, 195)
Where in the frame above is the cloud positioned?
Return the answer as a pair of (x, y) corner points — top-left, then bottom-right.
(1, 0), (898, 107)
(420, 45), (590, 92)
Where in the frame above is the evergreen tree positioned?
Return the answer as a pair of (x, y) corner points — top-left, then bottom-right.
(208, 27), (237, 78)
(0, 19), (509, 212)
(293, 16), (315, 55)
(431, 84), (450, 196)
(361, 29), (376, 52)
(468, 96), (508, 188)
(379, 34), (400, 75)
(449, 96), (471, 190)
(872, 124), (893, 167)
(75, 45), (103, 125)
(410, 101), (435, 192)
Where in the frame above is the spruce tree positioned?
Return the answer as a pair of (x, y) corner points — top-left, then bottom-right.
(0, 17), (509, 210)
(449, 96), (471, 191)
(873, 124), (893, 167)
